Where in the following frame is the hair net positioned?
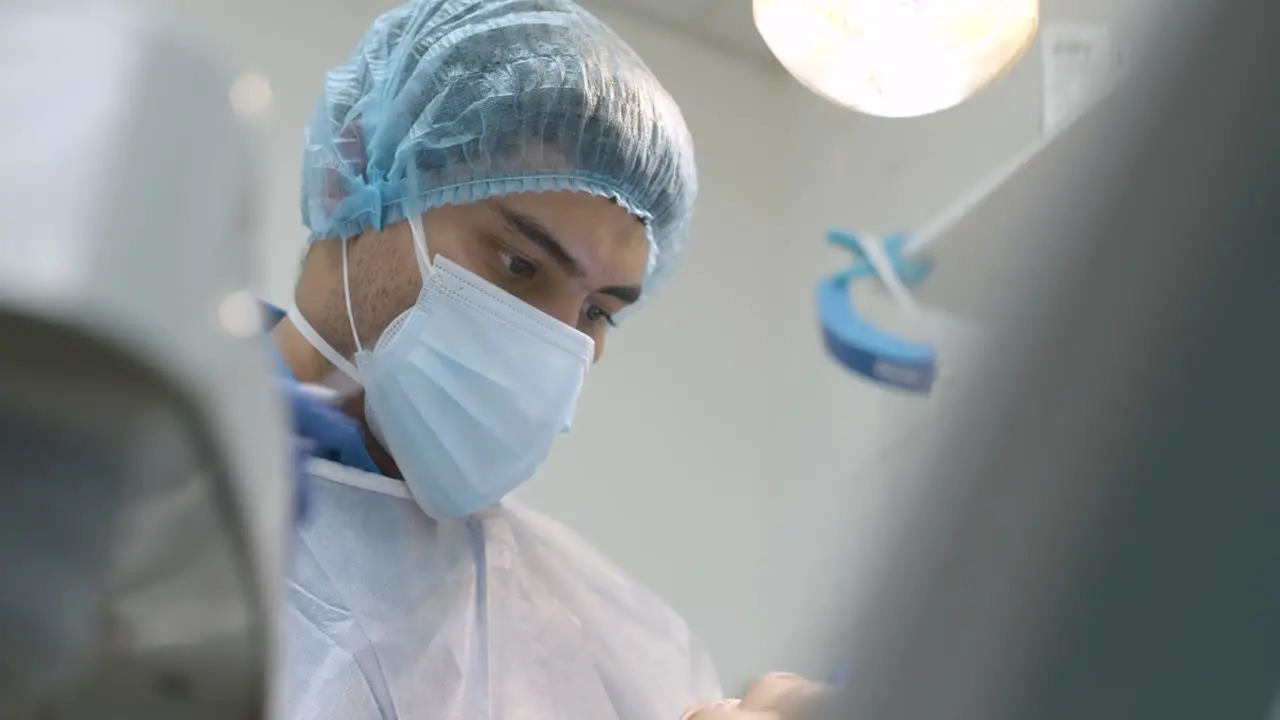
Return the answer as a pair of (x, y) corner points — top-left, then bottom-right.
(302, 0), (697, 301)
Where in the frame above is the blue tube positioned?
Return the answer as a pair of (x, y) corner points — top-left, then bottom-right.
(826, 657), (853, 687)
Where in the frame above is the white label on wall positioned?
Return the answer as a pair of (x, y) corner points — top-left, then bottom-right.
(1042, 23), (1120, 132)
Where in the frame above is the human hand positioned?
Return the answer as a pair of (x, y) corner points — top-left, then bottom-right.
(682, 673), (835, 719)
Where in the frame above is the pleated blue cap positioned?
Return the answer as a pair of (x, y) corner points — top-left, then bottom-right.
(301, 0), (697, 303)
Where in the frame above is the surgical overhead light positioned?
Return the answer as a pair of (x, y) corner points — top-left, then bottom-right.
(753, 0), (1040, 118)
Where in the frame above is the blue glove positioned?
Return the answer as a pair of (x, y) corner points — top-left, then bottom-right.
(280, 378), (384, 523)
(267, 329), (381, 523)
(281, 379), (343, 522)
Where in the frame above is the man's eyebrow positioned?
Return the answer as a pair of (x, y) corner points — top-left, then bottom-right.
(492, 201), (643, 306)
(494, 203), (584, 278)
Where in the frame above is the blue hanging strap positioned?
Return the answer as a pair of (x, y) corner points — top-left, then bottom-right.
(817, 230), (937, 394)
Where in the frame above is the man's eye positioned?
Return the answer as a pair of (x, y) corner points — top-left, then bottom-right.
(497, 248), (537, 278)
(584, 304), (617, 328)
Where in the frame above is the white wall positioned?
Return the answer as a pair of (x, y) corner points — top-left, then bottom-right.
(147, 0), (1157, 695)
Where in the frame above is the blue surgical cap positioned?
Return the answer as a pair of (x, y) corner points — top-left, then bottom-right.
(302, 0), (697, 300)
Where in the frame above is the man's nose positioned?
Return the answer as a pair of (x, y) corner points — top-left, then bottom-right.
(528, 293), (583, 330)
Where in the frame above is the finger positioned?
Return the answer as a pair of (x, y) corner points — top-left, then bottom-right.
(773, 683), (839, 716)
(683, 704), (778, 720)
(288, 384), (357, 447)
(739, 672), (813, 710)
(683, 699), (760, 719)
(682, 699), (738, 719)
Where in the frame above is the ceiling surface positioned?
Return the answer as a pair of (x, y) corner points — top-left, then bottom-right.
(580, 0), (781, 70)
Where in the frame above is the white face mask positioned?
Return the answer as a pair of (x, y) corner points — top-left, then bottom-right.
(291, 211), (595, 518)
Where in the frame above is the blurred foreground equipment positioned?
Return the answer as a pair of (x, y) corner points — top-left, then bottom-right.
(0, 5), (290, 718)
(811, 0), (1280, 718)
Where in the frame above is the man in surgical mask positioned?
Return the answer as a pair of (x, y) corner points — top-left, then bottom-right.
(261, 1), (788, 717)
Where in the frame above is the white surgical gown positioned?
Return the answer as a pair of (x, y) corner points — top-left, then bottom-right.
(283, 458), (723, 719)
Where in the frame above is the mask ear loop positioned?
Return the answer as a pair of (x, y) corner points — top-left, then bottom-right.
(341, 236), (364, 360)
(284, 238), (363, 384)
(359, 201), (431, 450)
(285, 302), (363, 384)
(406, 210), (432, 279)
(403, 161), (433, 279)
